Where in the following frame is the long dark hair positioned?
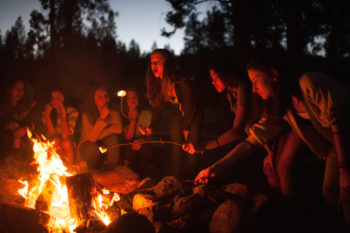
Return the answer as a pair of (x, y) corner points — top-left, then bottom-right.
(0, 79), (35, 119)
(209, 55), (249, 88)
(82, 85), (111, 124)
(145, 49), (187, 108)
(246, 51), (300, 119)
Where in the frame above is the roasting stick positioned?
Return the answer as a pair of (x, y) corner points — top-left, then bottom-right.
(100, 138), (183, 152)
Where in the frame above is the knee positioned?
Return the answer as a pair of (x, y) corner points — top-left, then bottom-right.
(79, 141), (100, 169)
(103, 134), (121, 146)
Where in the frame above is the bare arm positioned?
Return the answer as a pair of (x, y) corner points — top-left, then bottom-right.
(204, 105), (247, 150)
(124, 120), (137, 141)
(44, 104), (56, 137)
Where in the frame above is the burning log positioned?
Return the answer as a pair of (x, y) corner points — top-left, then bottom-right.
(92, 166), (140, 194)
(66, 172), (94, 225)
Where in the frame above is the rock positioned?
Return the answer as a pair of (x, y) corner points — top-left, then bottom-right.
(105, 212), (155, 233)
(138, 207), (154, 223)
(209, 200), (243, 233)
(172, 194), (203, 216)
(133, 193), (156, 211)
(251, 193), (268, 214)
(153, 203), (173, 222)
(167, 214), (192, 231)
(153, 176), (183, 199)
(153, 221), (175, 233)
(223, 183), (251, 199)
(193, 184), (207, 198)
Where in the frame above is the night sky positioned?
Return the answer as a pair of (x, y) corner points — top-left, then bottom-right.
(0, 0), (189, 54)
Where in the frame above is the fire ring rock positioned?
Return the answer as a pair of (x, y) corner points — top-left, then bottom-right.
(209, 200), (243, 233)
(153, 176), (183, 199)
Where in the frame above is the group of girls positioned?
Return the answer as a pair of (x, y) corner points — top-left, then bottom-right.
(180, 50), (350, 229)
(1, 48), (349, 229)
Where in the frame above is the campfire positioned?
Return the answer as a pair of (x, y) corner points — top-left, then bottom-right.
(0, 130), (269, 233)
(14, 130), (121, 232)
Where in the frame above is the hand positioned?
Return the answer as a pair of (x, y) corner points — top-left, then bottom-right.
(45, 103), (53, 116)
(139, 125), (152, 135)
(183, 130), (189, 141)
(99, 106), (110, 120)
(131, 138), (144, 150)
(128, 110), (139, 122)
(14, 127), (26, 138)
(182, 143), (203, 155)
(6, 121), (20, 131)
(57, 102), (67, 118)
(194, 167), (216, 185)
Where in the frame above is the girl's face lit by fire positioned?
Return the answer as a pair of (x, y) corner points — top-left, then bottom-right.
(51, 91), (64, 108)
(209, 69), (226, 93)
(94, 89), (109, 110)
(151, 52), (166, 79)
(11, 81), (25, 105)
(248, 69), (276, 100)
(126, 90), (139, 110)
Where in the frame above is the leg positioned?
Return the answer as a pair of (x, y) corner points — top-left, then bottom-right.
(169, 114), (185, 178)
(79, 141), (100, 170)
(59, 137), (76, 165)
(102, 133), (121, 167)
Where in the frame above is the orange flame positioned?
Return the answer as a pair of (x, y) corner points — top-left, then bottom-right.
(17, 130), (121, 232)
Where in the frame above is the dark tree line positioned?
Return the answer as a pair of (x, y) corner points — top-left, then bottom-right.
(162, 0), (350, 81)
(162, 0), (350, 58)
(0, 0), (154, 107)
(0, 0), (349, 110)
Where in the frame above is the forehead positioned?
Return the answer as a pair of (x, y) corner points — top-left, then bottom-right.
(95, 89), (107, 96)
(13, 81), (24, 89)
(247, 69), (269, 80)
(51, 91), (63, 96)
(151, 52), (166, 62)
(127, 91), (138, 98)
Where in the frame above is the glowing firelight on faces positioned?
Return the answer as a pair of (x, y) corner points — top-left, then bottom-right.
(17, 130), (120, 232)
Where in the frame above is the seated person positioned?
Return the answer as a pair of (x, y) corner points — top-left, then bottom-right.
(122, 88), (153, 177)
(41, 88), (79, 165)
(77, 86), (123, 171)
(0, 79), (37, 161)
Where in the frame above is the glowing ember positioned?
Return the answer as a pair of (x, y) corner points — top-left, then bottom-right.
(99, 146), (108, 154)
(17, 130), (120, 232)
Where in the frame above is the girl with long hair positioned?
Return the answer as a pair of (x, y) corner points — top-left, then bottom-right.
(0, 79), (37, 160)
(78, 86), (123, 170)
(246, 52), (350, 228)
(143, 48), (202, 178)
(183, 54), (259, 154)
